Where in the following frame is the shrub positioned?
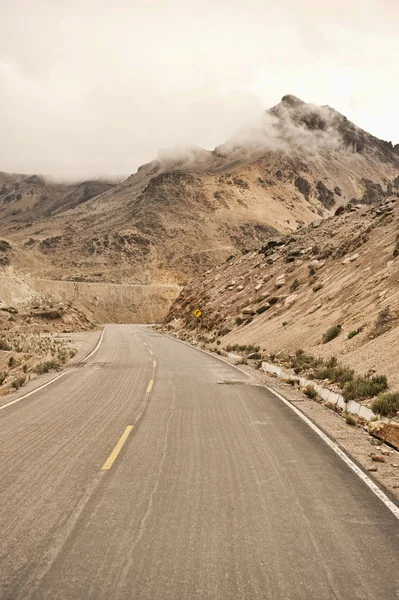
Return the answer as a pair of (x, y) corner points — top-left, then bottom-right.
(371, 392), (399, 417)
(322, 325), (341, 344)
(282, 321), (288, 327)
(8, 356), (15, 368)
(342, 375), (388, 402)
(225, 344), (260, 355)
(348, 328), (361, 339)
(345, 413), (357, 426)
(235, 316), (243, 326)
(290, 278), (300, 292)
(12, 375), (26, 390)
(0, 371), (7, 385)
(33, 361), (61, 375)
(304, 384), (318, 399)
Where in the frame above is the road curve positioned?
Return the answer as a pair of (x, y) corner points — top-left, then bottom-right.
(0, 324), (398, 599)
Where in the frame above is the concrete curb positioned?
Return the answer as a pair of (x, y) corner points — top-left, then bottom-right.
(261, 361), (388, 423)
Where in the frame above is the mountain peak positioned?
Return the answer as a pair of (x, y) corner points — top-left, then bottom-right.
(280, 94), (306, 108)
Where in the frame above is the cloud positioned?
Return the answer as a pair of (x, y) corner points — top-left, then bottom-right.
(0, 0), (398, 179)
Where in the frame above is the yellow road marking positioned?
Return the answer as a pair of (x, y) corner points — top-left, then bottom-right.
(102, 426), (133, 470)
(149, 350), (154, 356)
(153, 360), (157, 368)
(146, 380), (153, 393)
(143, 342), (148, 346)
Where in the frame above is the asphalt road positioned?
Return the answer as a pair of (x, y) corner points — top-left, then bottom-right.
(0, 324), (398, 599)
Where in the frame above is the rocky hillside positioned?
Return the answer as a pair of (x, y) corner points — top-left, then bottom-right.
(1, 95), (399, 292)
(165, 195), (399, 391)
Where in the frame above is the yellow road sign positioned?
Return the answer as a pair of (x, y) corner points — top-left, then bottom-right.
(193, 308), (202, 318)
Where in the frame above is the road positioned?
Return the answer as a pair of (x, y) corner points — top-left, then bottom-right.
(0, 324), (398, 599)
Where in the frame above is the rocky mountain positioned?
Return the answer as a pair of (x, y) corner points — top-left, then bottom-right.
(1, 95), (399, 321)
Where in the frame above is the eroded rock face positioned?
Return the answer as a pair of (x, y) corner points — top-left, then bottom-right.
(295, 176), (311, 200)
(316, 181), (335, 209)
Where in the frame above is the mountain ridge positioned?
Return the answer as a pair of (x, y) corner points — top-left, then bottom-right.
(1, 95), (398, 322)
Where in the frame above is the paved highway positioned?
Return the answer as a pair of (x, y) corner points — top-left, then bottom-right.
(0, 324), (398, 599)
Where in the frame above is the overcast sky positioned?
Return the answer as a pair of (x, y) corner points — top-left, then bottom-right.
(1, 0), (398, 180)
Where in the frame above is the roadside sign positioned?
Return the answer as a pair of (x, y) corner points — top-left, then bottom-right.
(193, 308), (202, 318)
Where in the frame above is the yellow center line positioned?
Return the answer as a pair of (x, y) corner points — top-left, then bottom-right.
(146, 380), (153, 393)
(153, 360), (157, 368)
(149, 350), (154, 356)
(102, 426), (133, 471)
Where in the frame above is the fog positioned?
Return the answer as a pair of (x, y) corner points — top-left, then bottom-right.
(1, 0), (398, 180)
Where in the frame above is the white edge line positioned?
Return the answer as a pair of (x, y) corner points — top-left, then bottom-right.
(81, 324), (107, 363)
(0, 325), (107, 412)
(266, 387), (399, 521)
(157, 329), (399, 521)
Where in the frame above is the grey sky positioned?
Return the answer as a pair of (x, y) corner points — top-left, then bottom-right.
(1, 0), (398, 180)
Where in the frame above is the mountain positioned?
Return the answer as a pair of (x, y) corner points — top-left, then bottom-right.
(1, 95), (399, 321)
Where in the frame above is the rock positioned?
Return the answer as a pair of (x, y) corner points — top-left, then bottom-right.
(237, 285), (244, 291)
(242, 309), (254, 315)
(312, 219), (323, 228)
(334, 205), (345, 216)
(284, 294), (298, 308)
(256, 304), (270, 314)
(371, 454), (386, 462)
(349, 253), (359, 262)
(254, 283), (263, 291)
(391, 463), (399, 468)
(380, 448), (391, 456)
(275, 275), (286, 288)
(309, 259), (322, 270)
(368, 466), (378, 472)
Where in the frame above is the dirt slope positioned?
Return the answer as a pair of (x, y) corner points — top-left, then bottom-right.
(165, 195), (399, 390)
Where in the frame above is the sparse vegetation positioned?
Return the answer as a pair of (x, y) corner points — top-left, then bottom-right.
(348, 328), (361, 339)
(33, 361), (62, 375)
(225, 343), (260, 354)
(11, 375), (26, 390)
(371, 392), (399, 417)
(235, 316), (243, 326)
(304, 384), (318, 399)
(345, 413), (357, 426)
(8, 356), (15, 368)
(0, 371), (7, 385)
(322, 325), (341, 344)
(342, 375), (388, 402)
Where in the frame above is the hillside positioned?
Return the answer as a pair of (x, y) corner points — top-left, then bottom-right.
(165, 195), (399, 393)
(1, 95), (399, 320)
